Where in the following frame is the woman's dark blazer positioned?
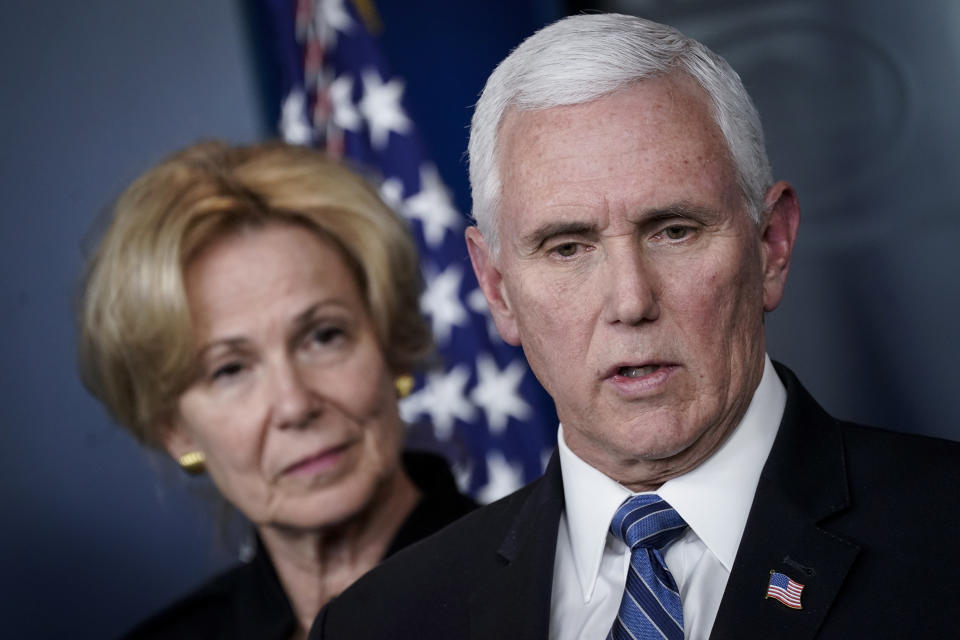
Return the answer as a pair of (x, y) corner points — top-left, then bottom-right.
(119, 451), (476, 640)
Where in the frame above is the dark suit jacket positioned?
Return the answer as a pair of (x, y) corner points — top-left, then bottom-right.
(311, 366), (960, 639)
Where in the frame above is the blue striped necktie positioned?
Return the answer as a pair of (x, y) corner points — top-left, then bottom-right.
(607, 494), (688, 640)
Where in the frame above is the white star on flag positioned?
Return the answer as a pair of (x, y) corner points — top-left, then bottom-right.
(541, 448), (554, 473)
(279, 89), (312, 145)
(378, 177), (404, 211)
(359, 70), (411, 149)
(404, 164), (463, 248)
(314, 0), (353, 46)
(420, 263), (468, 344)
(478, 451), (526, 503)
(470, 353), (532, 433)
(400, 364), (476, 439)
(452, 460), (473, 495)
(329, 74), (361, 131)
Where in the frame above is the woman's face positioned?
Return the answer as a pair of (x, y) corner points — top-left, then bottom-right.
(163, 223), (406, 531)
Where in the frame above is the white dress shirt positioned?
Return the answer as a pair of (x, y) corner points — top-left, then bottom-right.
(549, 356), (786, 640)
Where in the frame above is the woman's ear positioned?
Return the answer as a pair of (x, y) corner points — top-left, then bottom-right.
(158, 418), (199, 461)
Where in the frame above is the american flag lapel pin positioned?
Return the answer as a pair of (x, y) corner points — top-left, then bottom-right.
(766, 570), (804, 609)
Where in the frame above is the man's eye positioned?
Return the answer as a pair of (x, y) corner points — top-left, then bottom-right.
(553, 243), (579, 257)
(664, 226), (690, 240)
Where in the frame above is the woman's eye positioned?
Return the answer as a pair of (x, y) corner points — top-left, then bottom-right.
(211, 362), (244, 380)
(311, 326), (344, 346)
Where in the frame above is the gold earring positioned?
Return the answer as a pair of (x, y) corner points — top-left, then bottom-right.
(395, 374), (414, 399)
(178, 451), (206, 475)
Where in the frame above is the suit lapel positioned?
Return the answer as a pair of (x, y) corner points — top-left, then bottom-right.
(468, 452), (564, 640)
(710, 365), (860, 640)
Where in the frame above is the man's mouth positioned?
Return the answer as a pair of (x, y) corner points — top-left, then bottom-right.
(618, 365), (661, 378)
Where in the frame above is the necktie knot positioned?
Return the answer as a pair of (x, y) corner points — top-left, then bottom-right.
(610, 494), (687, 551)
(606, 494), (687, 640)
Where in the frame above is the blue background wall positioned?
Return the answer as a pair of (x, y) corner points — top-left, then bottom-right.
(1, 2), (265, 636)
(2, 1), (957, 638)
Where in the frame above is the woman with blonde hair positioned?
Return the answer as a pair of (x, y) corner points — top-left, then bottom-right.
(78, 140), (474, 639)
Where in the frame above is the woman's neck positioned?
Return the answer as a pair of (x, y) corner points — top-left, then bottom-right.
(257, 468), (421, 639)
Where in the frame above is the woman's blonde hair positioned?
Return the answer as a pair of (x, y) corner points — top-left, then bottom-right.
(78, 140), (431, 447)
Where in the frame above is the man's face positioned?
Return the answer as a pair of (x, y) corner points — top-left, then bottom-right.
(467, 74), (797, 489)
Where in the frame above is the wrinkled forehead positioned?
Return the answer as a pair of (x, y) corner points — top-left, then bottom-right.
(497, 72), (713, 148)
(493, 75), (742, 236)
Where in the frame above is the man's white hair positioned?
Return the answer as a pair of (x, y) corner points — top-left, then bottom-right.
(467, 13), (772, 252)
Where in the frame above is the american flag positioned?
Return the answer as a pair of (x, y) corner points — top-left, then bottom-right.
(258, 0), (557, 501)
(766, 571), (804, 609)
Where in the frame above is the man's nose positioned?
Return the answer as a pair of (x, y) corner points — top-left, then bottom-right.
(270, 361), (321, 429)
(602, 244), (660, 326)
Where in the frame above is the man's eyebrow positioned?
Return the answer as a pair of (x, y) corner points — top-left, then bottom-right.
(638, 202), (721, 223)
(521, 221), (598, 251)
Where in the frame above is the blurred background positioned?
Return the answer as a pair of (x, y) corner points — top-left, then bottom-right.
(2, 0), (958, 637)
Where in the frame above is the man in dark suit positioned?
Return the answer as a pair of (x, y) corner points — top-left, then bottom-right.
(310, 13), (960, 639)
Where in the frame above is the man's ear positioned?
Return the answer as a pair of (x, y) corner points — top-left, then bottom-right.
(465, 226), (521, 346)
(759, 181), (801, 312)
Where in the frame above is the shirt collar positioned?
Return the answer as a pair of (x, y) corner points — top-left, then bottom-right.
(558, 355), (786, 600)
